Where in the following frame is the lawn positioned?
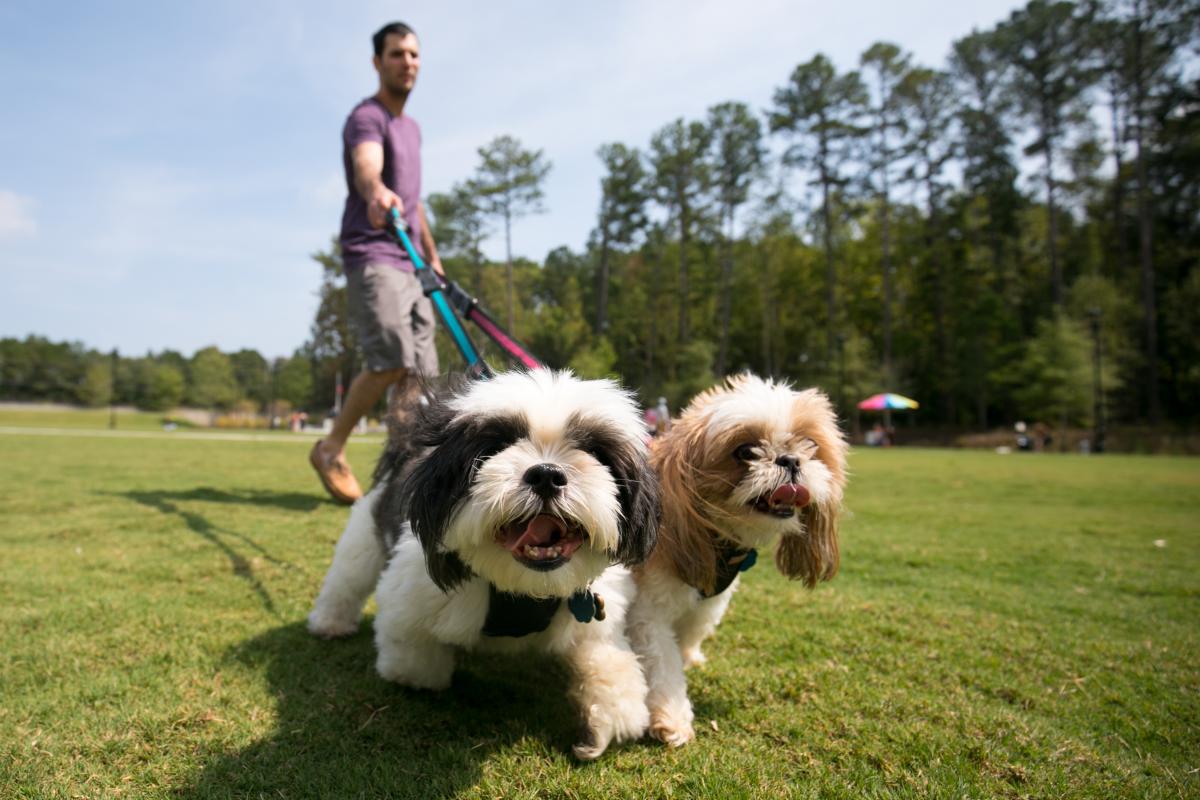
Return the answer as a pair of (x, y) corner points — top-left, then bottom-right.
(0, 426), (1197, 799)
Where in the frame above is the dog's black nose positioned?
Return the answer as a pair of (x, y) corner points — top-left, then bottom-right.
(775, 454), (800, 478)
(523, 463), (568, 498)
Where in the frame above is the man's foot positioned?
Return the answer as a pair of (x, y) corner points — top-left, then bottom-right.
(309, 440), (362, 504)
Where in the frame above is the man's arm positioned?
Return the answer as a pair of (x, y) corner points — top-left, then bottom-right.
(350, 141), (401, 229)
(417, 201), (444, 276)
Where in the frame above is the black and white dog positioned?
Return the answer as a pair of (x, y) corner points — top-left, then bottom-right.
(307, 369), (659, 759)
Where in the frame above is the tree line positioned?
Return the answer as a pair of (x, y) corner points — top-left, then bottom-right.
(4, 0), (1196, 433)
(0, 336), (314, 416)
(415, 0), (1198, 429)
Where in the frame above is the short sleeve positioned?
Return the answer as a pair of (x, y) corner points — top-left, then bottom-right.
(344, 102), (387, 148)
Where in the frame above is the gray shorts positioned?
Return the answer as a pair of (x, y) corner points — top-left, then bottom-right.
(346, 263), (439, 375)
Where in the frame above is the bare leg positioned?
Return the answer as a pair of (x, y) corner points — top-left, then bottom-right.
(318, 367), (407, 460)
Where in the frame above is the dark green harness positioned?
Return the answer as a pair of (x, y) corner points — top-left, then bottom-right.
(699, 545), (758, 599)
(480, 584), (606, 638)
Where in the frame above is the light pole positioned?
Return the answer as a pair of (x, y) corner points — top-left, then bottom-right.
(1088, 308), (1106, 454)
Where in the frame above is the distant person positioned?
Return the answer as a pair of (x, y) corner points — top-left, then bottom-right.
(309, 21), (446, 505)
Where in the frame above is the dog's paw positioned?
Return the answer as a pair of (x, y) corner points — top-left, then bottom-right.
(375, 646), (454, 691)
(306, 609), (359, 639)
(681, 646), (707, 670)
(571, 717), (611, 762)
(649, 708), (695, 748)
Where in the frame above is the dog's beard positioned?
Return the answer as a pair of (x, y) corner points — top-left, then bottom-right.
(718, 445), (836, 548)
(444, 438), (622, 598)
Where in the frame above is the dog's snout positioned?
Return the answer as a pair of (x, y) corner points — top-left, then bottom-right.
(775, 454), (799, 472)
(523, 463), (568, 498)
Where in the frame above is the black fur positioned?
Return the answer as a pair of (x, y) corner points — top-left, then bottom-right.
(372, 375), (660, 592)
(377, 384), (530, 591)
(569, 415), (660, 566)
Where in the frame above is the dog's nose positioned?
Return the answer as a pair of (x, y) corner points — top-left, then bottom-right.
(523, 463), (568, 498)
(775, 454), (799, 471)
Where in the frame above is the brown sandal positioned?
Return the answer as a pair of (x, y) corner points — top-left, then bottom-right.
(309, 439), (363, 505)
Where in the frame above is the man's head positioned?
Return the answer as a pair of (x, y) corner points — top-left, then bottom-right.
(372, 22), (420, 97)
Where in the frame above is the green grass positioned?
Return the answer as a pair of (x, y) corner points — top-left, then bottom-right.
(1, 428), (1197, 799)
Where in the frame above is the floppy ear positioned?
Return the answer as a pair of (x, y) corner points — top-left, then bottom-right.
(776, 387), (847, 588)
(649, 418), (721, 593)
(572, 421), (661, 566)
(388, 396), (527, 592)
(775, 498), (840, 588)
(612, 454), (660, 566)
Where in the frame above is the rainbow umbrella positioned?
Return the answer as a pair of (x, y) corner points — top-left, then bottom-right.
(857, 393), (920, 411)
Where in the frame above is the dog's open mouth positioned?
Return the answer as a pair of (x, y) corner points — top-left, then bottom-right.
(496, 514), (584, 571)
(751, 483), (811, 518)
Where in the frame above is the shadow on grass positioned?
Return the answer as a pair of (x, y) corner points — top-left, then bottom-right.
(178, 621), (587, 799)
(116, 488), (312, 615)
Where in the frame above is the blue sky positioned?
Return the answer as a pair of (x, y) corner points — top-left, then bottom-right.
(0, 0), (1026, 360)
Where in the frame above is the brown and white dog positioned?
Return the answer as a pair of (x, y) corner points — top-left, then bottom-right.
(627, 374), (847, 747)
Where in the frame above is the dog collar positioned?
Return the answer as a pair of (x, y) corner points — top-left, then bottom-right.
(699, 546), (758, 599)
(480, 585), (606, 638)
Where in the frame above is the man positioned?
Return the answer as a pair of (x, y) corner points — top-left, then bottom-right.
(309, 21), (444, 504)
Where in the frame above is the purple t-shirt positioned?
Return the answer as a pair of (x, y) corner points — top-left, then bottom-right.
(339, 97), (424, 271)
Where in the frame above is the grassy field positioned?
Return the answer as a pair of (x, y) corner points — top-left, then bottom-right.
(0, 425), (1197, 799)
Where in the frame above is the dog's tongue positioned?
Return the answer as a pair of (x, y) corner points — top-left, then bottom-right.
(770, 483), (811, 508)
(500, 514), (567, 553)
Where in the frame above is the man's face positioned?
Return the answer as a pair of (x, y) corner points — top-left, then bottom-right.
(374, 32), (420, 95)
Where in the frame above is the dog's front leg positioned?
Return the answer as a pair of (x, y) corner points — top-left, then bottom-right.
(629, 616), (695, 747)
(374, 628), (455, 690)
(307, 488), (386, 638)
(565, 636), (649, 761)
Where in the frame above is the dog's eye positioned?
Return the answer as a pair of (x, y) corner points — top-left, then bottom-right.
(794, 438), (818, 459)
(733, 443), (759, 462)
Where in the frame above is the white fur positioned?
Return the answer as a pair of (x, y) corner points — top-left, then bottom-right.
(629, 374), (846, 747)
(373, 536), (648, 759)
(307, 369), (654, 759)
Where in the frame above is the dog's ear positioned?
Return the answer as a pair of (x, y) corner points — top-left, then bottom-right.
(776, 388), (847, 588)
(650, 419), (721, 593)
(775, 498), (840, 588)
(573, 422), (661, 566)
(393, 399), (527, 592)
(612, 453), (660, 566)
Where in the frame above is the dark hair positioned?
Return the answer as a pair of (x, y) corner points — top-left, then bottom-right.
(373, 22), (416, 57)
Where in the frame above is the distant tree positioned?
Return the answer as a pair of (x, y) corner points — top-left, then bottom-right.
(77, 360), (113, 407)
(140, 362), (185, 411)
(1102, 0), (1197, 421)
(949, 28), (1024, 288)
(427, 181), (489, 294)
(1006, 313), (1096, 430)
(707, 101), (766, 376)
(307, 242), (357, 413)
(593, 142), (649, 335)
(769, 54), (867, 366)
(898, 67), (960, 420)
(995, 0), (1099, 307)
(275, 352), (314, 409)
(187, 347), (240, 410)
(473, 135), (552, 332)
(649, 118), (713, 348)
(859, 42), (912, 390)
(229, 348), (269, 410)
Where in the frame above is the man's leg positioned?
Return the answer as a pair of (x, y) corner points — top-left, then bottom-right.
(322, 367), (407, 456)
(310, 367), (406, 504)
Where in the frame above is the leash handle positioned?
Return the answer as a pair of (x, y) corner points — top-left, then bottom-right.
(387, 208), (492, 378)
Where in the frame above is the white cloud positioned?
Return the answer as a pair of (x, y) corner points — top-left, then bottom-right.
(0, 190), (37, 238)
